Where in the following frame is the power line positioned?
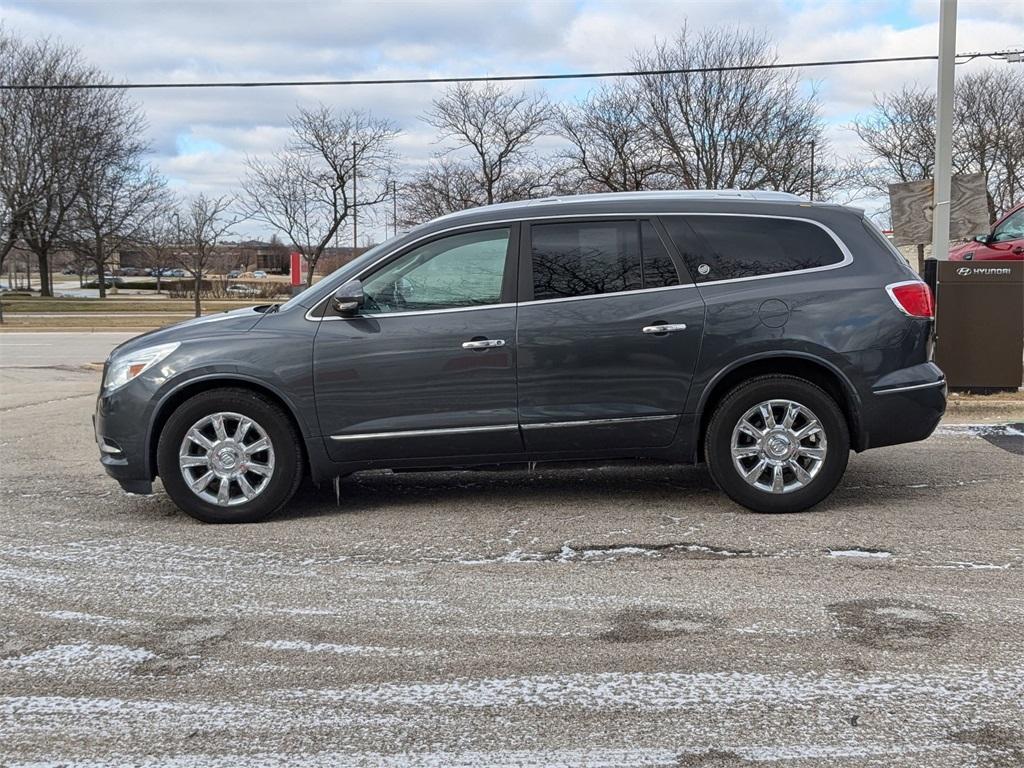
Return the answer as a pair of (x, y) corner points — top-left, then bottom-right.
(2, 50), (1021, 91)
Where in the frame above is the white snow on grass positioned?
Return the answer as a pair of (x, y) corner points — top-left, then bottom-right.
(1, 643), (154, 676)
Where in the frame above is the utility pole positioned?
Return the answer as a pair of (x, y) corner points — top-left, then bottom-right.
(352, 142), (358, 251)
(931, 0), (957, 261)
(392, 180), (398, 238)
(808, 140), (816, 202)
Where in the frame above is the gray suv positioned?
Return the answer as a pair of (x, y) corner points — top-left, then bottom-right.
(94, 191), (946, 523)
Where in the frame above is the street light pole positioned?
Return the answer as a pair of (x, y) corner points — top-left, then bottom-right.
(931, 0), (957, 261)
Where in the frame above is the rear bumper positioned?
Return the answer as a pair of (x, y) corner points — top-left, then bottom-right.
(859, 363), (947, 450)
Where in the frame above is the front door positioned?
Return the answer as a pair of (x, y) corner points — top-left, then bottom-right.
(516, 218), (705, 452)
(975, 207), (1024, 260)
(314, 225), (523, 462)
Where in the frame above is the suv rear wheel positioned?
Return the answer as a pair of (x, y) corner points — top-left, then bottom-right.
(705, 375), (849, 513)
(157, 388), (303, 523)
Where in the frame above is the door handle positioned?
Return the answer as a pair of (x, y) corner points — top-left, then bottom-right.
(1013, 246), (1023, 254)
(642, 324), (688, 335)
(462, 339), (506, 349)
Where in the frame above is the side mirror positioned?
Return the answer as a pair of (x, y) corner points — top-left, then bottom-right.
(972, 233), (992, 244)
(331, 279), (364, 316)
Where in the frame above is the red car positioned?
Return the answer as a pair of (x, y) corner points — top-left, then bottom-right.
(949, 202), (1024, 261)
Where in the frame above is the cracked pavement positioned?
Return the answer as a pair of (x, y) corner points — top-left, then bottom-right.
(1, 332), (1023, 767)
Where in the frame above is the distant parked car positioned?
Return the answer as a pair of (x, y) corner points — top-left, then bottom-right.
(227, 269), (242, 279)
(62, 266), (79, 275)
(252, 270), (268, 279)
(950, 203), (1024, 261)
(226, 284), (258, 297)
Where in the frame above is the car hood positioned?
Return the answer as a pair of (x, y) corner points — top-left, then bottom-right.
(108, 306), (269, 359)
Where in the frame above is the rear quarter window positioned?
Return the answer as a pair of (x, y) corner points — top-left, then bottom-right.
(663, 215), (847, 283)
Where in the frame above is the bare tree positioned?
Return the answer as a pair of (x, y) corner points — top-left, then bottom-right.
(424, 82), (552, 206)
(137, 207), (181, 293)
(852, 69), (1024, 222)
(175, 195), (243, 317)
(555, 81), (669, 192)
(633, 26), (838, 197)
(851, 84), (937, 194)
(241, 105), (398, 285)
(953, 69), (1023, 221)
(64, 163), (168, 297)
(401, 155), (553, 224)
(0, 31), (150, 296)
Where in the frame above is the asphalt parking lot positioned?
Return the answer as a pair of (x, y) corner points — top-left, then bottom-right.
(1, 332), (1022, 767)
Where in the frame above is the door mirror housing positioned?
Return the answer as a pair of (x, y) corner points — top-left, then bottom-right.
(972, 233), (993, 244)
(332, 279), (364, 316)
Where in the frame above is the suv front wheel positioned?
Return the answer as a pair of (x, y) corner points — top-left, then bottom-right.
(705, 375), (850, 513)
(157, 388), (304, 523)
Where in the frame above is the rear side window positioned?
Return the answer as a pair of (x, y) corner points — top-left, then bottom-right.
(662, 215), (846, 283)
(530, 220), (680, 301)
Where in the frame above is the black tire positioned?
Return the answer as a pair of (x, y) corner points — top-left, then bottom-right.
(704, 375), (849, 513)
(157, 388), (304, 523)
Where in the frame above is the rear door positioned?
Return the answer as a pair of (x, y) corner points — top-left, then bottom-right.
(515, 218), (705, 452)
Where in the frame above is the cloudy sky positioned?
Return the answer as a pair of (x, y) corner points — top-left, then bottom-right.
(3, 0), (1023, 241)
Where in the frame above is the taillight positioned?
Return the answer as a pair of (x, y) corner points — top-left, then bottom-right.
(886, 280), (934, 318)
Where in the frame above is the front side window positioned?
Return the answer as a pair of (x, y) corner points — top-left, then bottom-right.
(663, 216), (846, 283)
(529, 220), (680, 301)
(360, 228), (510, 314)
(993, 209), (1024, 242)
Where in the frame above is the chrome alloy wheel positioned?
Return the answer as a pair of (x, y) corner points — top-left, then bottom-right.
(730, 399), (827, 494)
(178, 412), (275, 506)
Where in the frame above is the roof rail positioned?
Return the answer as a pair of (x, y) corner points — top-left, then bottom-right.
(433, 189), (806, 218)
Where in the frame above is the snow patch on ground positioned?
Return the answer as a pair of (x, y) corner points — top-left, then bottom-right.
(5, 743), (953, 768)
(827, 548), (893, 559)
(926, 561), (1012, 570)
(458, 542), (749, 565)
(282, 667), (1024, 712)
(38, 610), (140, 628)
(1, 643), (154, 676)
(934, 423), (1024, 437)
(251, 640), (436, 657)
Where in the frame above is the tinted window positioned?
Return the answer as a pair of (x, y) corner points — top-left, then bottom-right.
(663, 216), (845, 282)
(531, 221), (642, 300)
(361, 228), (509, 314)
(641, 220), (681, 287)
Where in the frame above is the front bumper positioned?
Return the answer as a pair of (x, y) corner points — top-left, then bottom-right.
(860, 362), (947, 450)
(94, 388), (155, 495)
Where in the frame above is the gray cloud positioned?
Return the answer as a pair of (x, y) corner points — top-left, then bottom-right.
(4, 0), (1022, 239)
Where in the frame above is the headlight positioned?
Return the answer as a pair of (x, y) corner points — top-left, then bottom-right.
(103, 342), (180, 393)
